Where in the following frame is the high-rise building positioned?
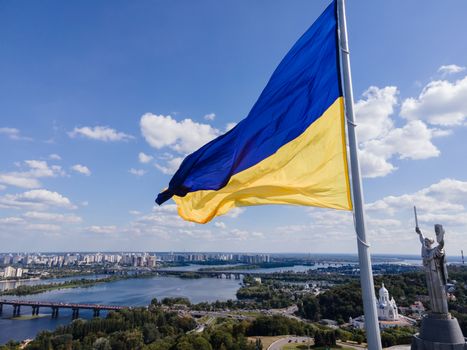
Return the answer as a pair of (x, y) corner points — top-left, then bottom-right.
(3, 266), (16, 278)
(147, 256), (156, 268)
(16, 267), (23, 278)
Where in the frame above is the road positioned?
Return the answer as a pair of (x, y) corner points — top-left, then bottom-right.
(267, 336), (313, 350)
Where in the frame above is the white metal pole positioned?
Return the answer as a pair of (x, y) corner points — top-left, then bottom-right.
(336, 1), (382, 349)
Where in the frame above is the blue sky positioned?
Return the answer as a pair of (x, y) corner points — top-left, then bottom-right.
(1, 0), (467, 254)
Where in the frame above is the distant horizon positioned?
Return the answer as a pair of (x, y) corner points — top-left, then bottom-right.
(0, 250), (461, 258)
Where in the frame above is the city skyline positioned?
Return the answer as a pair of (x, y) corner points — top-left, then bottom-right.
(1, 0), (467, 254)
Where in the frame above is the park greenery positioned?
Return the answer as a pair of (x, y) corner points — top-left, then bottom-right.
(0, 301), (335, 350)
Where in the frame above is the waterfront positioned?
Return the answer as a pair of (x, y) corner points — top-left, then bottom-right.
(0, 274), (107, 292)
(0, 275), (241, 344)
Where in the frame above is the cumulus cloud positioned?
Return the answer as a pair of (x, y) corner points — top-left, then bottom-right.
(0, 175), (41, 189)
(68, 126), (133, 142)
(128, 205), (195, 238)
(358, 150), (396, 178)
(225, 122), (237, 132)
(367, 178), (467, 218)
(438, 64), (465, 76)
(354, 86), (398, 142)
(229, 228), (264, 240)
(0, 189), (76, 210)
(86, 225), (118, 234)
(355, 86), (440, 178)
(214, 221), (227, 229)
(26, 223), (61, 232)
(140, 113), (220, 154)
(224, 207), (245, 218)
(155, 157), (183, 175)
(203, 113), (216, 121)
(71, 164), (91, 176)
(297, 178), (467, 251)
(0, 160), (65, 189)
(23, 211), (82, 223)
(0, 127), (32, 141)
(25, 160), (64, 177)
(401, 76), (467, 126)
(49, 154), (61, 160)
(129, 168), (146, 176)
(362, 120), (439, 162)
(363, 178), (467, 250)
(138, 152), (153, 164)
(0, 217), (25, 225)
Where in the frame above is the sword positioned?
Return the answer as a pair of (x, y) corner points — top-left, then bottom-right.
(414, 206), (419, 230)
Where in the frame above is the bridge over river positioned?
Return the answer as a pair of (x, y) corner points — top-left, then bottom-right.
(155, 269), (269, 280)
(0, 299), (129, 319)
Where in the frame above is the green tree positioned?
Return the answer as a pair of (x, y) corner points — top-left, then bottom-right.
(93, 337), (111, 350)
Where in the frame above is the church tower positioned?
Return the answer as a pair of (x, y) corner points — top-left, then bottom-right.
(377, 283), (399, 321)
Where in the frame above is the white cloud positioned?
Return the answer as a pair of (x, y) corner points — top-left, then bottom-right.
(361, 178), (467, 250)
(401, 76), (467, 126)
(367, 178), (467, 218)
(86, 225), (118, 234)
(129, 168), (146, 176)
(26, 223), (61, 232)
(229, 228), (264, 240)
(155, 157), (183, 175)
(25, 160), (64, 177)
(23, 211), (82, 223)
(138, 152), (153, 164)
(438, 64), (465, 76)
(358, 150), (396, 178)
(225, 207), (245, 218)
(0, 160), (65, 189)
(362, 120), (440, 162)
(214, 221), (227, 229)
(225, 122), (237, 132)
(354, 86), (398, 142)
(140, 113), (220, 154)
(71, 164), (91, 176)
(153, 204), (178, 213)
(0, 174), (40, 189)
(131, 205), (195, 232)
(68, 126), (133, 142)
(0, 217), (25, 225)
(0, 127), (32, 141)
(49, 154), (61, 160)
(300, 178), (467, 250)
(354, 86), (440, 178)
(0, 189), (76, 210)
(203, 113), (216, 121)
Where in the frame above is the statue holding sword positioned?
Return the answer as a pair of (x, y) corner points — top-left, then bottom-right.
(414, 206), (449, 315)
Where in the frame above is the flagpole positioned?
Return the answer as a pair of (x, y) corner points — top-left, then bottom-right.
(336, 1), (382, 349)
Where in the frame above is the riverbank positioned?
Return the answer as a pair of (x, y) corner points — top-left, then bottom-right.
(0, 272), (157, 296)
(0, 277), (40, 284)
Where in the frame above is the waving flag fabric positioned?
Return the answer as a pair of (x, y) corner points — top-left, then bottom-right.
(156, 0), (352, 223)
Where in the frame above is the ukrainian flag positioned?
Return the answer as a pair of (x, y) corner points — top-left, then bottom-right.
(156, 0), (352, 223)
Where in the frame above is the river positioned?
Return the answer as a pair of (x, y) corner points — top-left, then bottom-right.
(0, 275), (241, 344)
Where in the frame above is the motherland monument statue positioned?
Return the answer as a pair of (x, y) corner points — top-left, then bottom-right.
(411, 206), (467, 350)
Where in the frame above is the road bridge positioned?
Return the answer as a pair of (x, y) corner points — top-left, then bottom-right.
(156, 269), (264, 279)
(0, 299), (129, 319)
